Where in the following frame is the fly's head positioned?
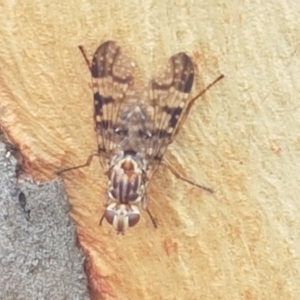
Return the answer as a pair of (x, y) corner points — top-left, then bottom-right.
(102, 203), (140, 234)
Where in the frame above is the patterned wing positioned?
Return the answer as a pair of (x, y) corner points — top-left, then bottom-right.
(91, 41), (135, 163)
(146, 52), (195, 175)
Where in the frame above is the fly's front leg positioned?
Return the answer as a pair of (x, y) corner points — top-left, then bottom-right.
(99, 191), (114, 225)
(141, 193), (157, 228)
(162, 159), (214, 193)
(99, 211), (106, 226)
(146, 208), (157, 228)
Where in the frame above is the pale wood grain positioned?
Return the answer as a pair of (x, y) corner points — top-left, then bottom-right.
(0, 0), (300, 299)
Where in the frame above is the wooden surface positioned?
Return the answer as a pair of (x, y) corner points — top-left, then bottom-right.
(1, 0), (300, 299)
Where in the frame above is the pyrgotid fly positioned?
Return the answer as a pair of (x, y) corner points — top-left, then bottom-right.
(58, 41), (224, 234)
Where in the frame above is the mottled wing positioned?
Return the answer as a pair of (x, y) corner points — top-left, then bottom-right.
(146, 52), (194, 174)
(91, 41), (135, 162)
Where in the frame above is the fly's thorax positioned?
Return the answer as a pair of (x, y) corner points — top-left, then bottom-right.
(106, 151), (148, 204)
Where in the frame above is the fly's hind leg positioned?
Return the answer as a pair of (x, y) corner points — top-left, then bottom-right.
(78, 45), (92, 71)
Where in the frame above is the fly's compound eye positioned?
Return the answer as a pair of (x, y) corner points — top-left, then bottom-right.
(104, 204), (140, 234)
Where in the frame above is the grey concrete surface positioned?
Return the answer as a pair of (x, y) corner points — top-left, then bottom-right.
(0, 142), (90, 300)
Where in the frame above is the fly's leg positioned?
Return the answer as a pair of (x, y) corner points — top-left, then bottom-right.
(57, 46), (103, 175)
(57, 152), (100, 175)
(78, 45), (92, 71)
(146, 208), (157, 228)
(172, 74), (224, 140)
(99, 211), (106, 226)
(141, 193), (157, 228)
(162, 160), (214, 193)
(160, 75), (225, 192)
